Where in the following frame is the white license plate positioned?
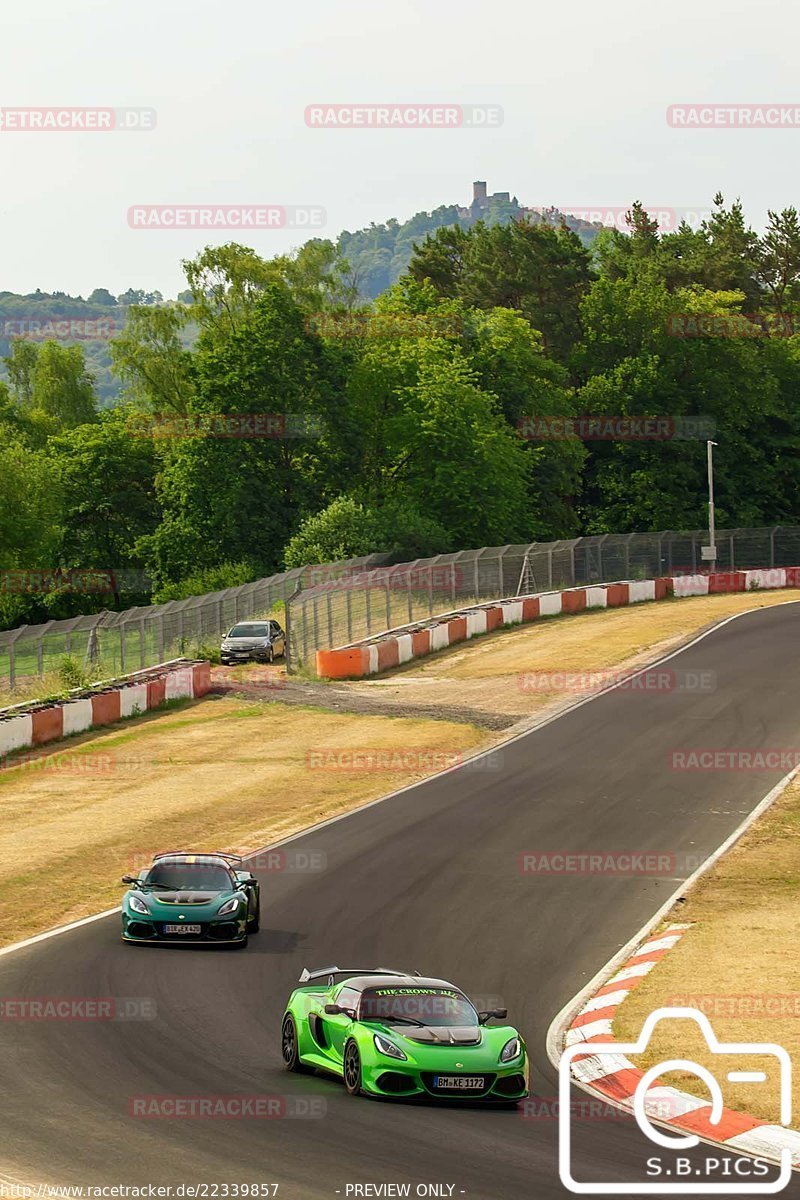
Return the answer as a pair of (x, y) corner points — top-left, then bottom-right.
(163, 924), (202, 934)
(433, 1076), (484, 1090)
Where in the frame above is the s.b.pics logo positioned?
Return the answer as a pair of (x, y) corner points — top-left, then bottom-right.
(559, 1007), (792, 1193)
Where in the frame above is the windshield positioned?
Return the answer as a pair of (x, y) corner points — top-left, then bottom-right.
(228, 624), (269, 638)
(359, 987), (479, 1027)
(143, 862), (233, 891)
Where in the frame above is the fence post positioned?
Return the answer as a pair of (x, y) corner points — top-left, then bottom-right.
(326, 593), (334, 647)
(407, 572), (413, 623)
(120, 623), (126, 673)
(8, 626), (27, 691)
(346, 588), (353, 644)
(548, 550), (553, 590)
(451, 562), (456, 605)
(366, 587), (372, 634)
(770, 527), (777, 568)
(730, 534), (735, 570)
(139, 619), (146, 668)
(385, 579), (391, 630)
(498, 551), (504, 598)
(301, 600), (309, 665)
(312, 597), (319, 652)
(284, 586), (301, 674)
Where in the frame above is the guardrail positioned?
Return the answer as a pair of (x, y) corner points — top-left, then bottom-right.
(315, 568), (800, 679)
(0, 658), (211, 758)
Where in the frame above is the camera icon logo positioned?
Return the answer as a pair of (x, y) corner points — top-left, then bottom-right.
(558, 1006), (793, 1194)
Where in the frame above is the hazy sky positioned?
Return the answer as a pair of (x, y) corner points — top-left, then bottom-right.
(1, 0), (797, 297)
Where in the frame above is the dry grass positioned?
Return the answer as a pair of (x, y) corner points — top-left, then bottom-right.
(349, 591), (800, 719)
(0, 698), (486, 947)
(614, 771), (800, 1124)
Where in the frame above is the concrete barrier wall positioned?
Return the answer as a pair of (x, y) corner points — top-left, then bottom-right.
(315, 570), (800, 680)
(0, 660), (210, 760)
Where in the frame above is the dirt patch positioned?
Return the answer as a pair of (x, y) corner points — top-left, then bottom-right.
(219, 591), (800, 725)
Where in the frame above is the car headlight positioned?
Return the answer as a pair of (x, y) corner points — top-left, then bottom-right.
(217, 895), (243, 917)
(128, 894), (149, 915)
(374, 1034), (407, 1061)
(500, 1036), (521, 1063)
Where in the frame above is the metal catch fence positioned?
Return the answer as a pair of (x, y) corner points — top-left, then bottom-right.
(0, 554), (390, 691)
(285, 526), (800, 671)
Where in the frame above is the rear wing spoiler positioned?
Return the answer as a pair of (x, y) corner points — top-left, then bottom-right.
(152, 850), (245, 865)
(298, 966), (418, 985)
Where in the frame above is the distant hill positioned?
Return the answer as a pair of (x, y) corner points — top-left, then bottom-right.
(0, 185), (604, 404)
(0, 289), (167, 407)
(338, 182), (603, 300)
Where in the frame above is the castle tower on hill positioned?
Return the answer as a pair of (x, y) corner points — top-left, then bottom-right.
(467, 181), (515, 219)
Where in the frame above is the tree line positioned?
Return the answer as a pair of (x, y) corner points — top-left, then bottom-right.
(1, 195), (798, 630)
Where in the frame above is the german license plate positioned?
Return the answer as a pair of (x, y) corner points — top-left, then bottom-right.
(163, 924), (202, 934)
(433, 1076), (484, 1090)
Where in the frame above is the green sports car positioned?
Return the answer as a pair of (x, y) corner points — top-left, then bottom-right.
(281, 967), (529, 1103)
(121, 852), (260, 946)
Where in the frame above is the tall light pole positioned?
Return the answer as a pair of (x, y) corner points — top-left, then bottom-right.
(702, 440), (718, 569)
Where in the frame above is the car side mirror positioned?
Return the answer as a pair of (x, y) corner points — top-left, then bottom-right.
(324, 1004), (343, 1015)
(121, 875), (140, 885)
(478, 1008), (508, 1024)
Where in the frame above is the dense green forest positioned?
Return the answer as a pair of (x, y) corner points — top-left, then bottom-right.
(0, 192), (599, 407)
(2, 195), (799, 630)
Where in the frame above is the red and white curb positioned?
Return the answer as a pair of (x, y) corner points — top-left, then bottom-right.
(564, 924), (800, 1167)
(315, 568), (800, 678)
(0, 659), (211, 759)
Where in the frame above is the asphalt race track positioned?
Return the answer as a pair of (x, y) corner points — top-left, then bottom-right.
(3, 602), (800, 1198)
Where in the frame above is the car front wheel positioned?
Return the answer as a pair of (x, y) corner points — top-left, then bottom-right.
(282, 1014), (311, 1073)
(343, 1040), (362, 1096)
(247, 897), (260, 933)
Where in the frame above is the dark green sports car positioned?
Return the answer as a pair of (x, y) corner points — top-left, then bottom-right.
(281, 967), (529, 1102)
(121, 852), (260, 946)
